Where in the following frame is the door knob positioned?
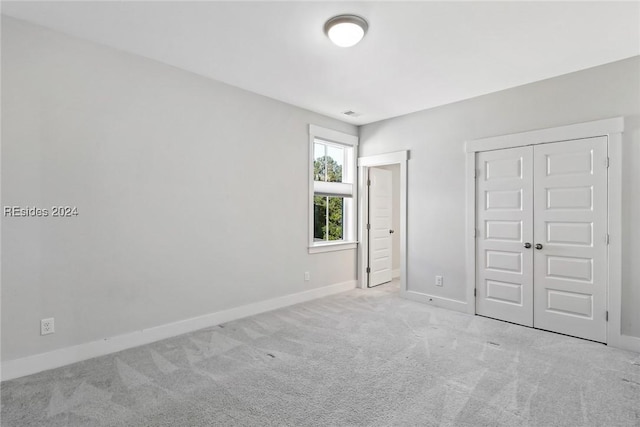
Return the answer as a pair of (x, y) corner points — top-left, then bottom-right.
(535, 243), (543, 250)
(389, 229), (395, 234)
(524, 242), (532, 249)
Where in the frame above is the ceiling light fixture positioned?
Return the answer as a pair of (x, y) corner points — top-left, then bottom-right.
(324, 14), (368, 48)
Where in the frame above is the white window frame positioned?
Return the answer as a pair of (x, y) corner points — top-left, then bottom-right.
(308, 125), (358, 254)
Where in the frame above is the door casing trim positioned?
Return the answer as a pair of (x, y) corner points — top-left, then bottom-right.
(464, 117), (636, 350)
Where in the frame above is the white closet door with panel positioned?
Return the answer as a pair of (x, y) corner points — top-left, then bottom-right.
(476, 136), (608, 343)
(476, 147), (534, 326)
(368, 167), (393, 287)
(533, 136), (608, 342)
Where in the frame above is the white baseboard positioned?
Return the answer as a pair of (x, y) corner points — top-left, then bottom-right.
(392, 269), (400, 279)
(1, 280), (356, 382)
(403, 290), (469, 313)
(612, 334), (640, 353)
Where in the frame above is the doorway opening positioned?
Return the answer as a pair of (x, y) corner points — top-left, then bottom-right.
(357, 151), (408, 295)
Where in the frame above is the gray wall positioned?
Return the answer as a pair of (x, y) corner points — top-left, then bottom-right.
(1, 17), (357, 362)
(360, 56), (640, 338)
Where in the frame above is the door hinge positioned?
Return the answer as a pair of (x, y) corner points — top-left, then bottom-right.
(474, 169), (479, 179)
(606, 234), (610, 244)
(366, 224), (371, 230)
(606, 311), (609, 322)
(366, 267), (371, 274)
(473, 228), (478, 238)
(605, 157), (610, 168)
(367, 179), (371, 186)
(474, 288), (477, 297)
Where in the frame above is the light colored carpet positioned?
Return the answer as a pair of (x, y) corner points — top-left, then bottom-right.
(2, 281), (640, 426)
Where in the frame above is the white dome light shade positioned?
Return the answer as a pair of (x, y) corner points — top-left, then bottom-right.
(324, 15), (368, 48)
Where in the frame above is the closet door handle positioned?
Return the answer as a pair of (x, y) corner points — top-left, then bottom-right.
(535, 243), (543, 250)
(524, 242), (532, 249)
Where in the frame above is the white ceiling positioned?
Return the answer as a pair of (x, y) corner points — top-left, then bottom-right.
(2, 1), (639, 125)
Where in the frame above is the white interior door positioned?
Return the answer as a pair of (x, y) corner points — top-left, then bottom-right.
(476, 147), (534, 326)
(368, 168), (393, 287)
(475, 137), (609, 343)
(533, 137), (608, 342)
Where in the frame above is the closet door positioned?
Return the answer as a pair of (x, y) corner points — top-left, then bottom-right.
(533, 137), (608, 342)
(476, 147), (534, 326)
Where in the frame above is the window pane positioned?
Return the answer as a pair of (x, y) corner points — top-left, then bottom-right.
(313, 196), (327, 241)
(327, 197), (344, 241)
(313, 196), (344, 242)
(314, 143), (327, 182)
(326, 145), (343, 182)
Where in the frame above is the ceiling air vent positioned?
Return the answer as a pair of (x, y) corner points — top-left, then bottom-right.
(342, 110), (360, 117)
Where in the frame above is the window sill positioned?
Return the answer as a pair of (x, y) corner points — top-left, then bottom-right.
(308, 242), (358, 254)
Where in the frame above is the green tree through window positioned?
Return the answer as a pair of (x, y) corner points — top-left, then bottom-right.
(314, 154), (344, 241)
(314, 155), (342, 182)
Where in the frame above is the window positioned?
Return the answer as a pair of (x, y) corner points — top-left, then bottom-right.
(309, 125), (358, 253)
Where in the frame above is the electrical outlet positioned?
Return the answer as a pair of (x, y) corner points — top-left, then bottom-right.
(435, 276), (444, 287)
(41, 318), (55, 335)
(304, 272), (311, 281)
